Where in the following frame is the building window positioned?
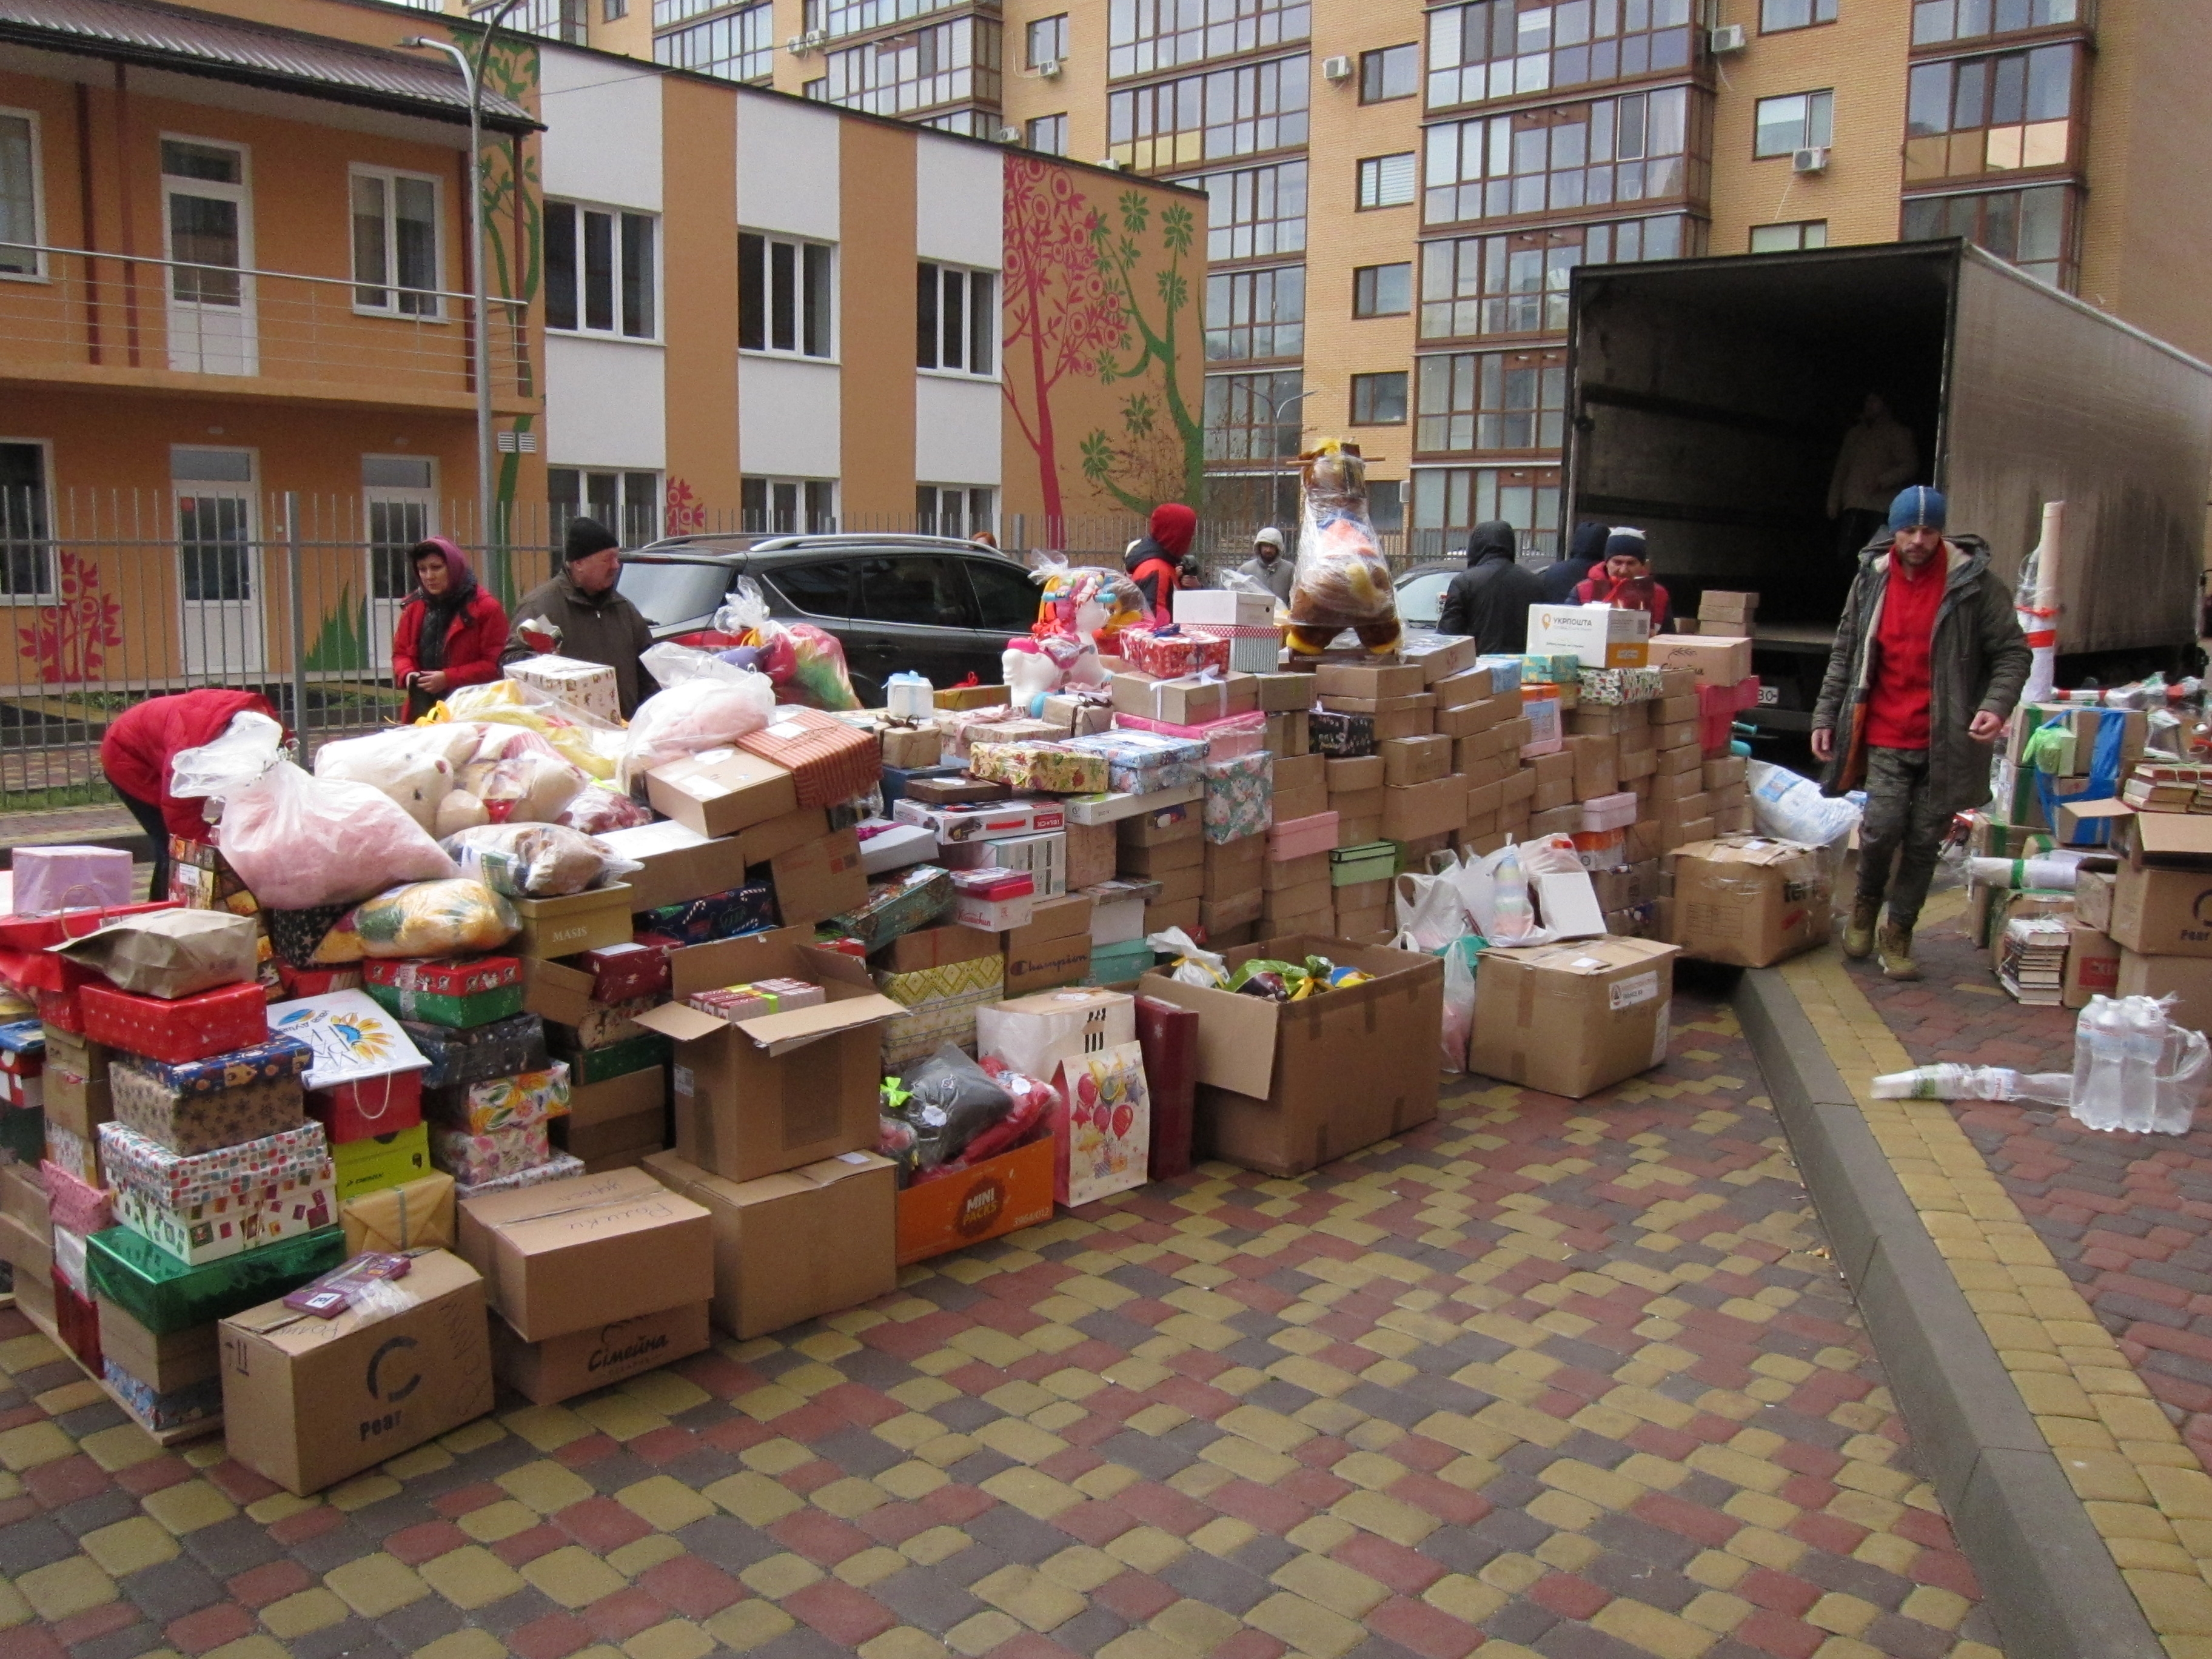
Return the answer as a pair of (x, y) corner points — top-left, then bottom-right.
(1415, 349), (1567, 453)
(1204, 370), (1304, 464)
(739, 232), (834, 357)
(1902, 183), (2074, 288)
(1913, 0), (2079, 47)
(1106, 0), (1310, 81)
(489, 0), (586, 43)
(917, 485), (996, 538)
(1749, 219), (1827, 251)
(742, 477), (836, 534)
(0, 441), (53, 598)
(1353, 262), (1411, 318)
(546, 203), (655, 338)
(803, 77), (828, 98)
(605, 0), (626, 18)
(805, 0), (960, 36)
(1199, 160), (1305, 261)
(1423, 89), (1711, 228)
(1026, 114), (1068, 154)
(551, 468), (660, 545)
(1426, 0), (1695, 112)
(1360, 43), (1418, 103)
(1417, 215), (1701, 342)
(1754, 90), (1833, 158)
(1026, 13), (1067, 69)
(365, 454), (435, 607)
(0, 109), (44, 278)
(1761, 0), (1837, 30)
(1350, 372), (1408, 425)
(823, 16), (1001, 115)
(1205, 266), (1304, 362)
(349, 167), (440, 318)
(1358, 153), (1417, 210)
(1108, 55), (1309, 171)
(653, 4), (775, 81)
(917, 263), (996, 375)
(1410, 464), (1562, 558)
(1905, 44), (2077, 183)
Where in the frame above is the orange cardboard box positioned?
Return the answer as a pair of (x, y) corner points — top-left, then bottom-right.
(895, 1136), (1054, 1265)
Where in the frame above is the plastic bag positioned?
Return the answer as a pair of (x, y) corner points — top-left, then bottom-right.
(1030, 552), (1147, 643)
(712, 577), (861, 711)
(1439, 936), (1478, 1075)
(1146, 927), (1226, 988)
(618, 645), (778, 788)
(2069, 994), (2211, 1134)
(435, 790), (491, 837)
(558, 785), (652, 834)
(430, 680), (623, 780)
(441, 823), (632, 898)
(1871, 1064), (2073, 1101)
(210, 760), (458, 911)
(344, 879), (520, 959)
(1285, 440), (1399, 657)
(169, 709), (287, 808)
(1392, 865), (1471, 954)
(312, 726), (463, 833)
(456, 751), (588, 825)
(896, 1044), (1013, 1168)
(1748, 760), (1861, 846)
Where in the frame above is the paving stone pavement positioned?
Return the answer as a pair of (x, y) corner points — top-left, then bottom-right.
(0, 980), (2002, 1659)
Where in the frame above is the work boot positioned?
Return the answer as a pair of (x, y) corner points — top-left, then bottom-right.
(1877, 919), (1920, 981)
(1843, 897), (1880, 959)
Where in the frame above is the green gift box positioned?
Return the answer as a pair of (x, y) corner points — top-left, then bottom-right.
(1329, 841), (1398, 887)
(1086, 940), (1157, 986)
(550, 1032), (671, 1085)
(87, 1222), (344, 1336)
(363, 980), (525, 1030)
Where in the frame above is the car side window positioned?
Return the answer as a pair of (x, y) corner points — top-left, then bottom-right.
(966, 557), (1040, 633)
(766, 561), (855, 617)
(856, 557), (978, 628)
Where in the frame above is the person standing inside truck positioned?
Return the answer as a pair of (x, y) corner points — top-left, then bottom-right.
(1828, 392), (1918, 565)
(1574, 529), (1672, 632)
(1812, 486), (2030, 980)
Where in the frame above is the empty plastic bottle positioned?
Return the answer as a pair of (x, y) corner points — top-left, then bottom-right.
(1490, 842), (1534, 943)
(2120, 999), (2165, 1133)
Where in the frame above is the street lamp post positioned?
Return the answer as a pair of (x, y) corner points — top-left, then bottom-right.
(1267, 384), (1319, 541)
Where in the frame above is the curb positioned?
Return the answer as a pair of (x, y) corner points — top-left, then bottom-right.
(1734, 966), (2163, 1659)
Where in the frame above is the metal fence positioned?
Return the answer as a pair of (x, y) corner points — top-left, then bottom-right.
(0, 490), (1458, 814)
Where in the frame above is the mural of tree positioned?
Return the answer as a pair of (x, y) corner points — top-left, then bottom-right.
(1001, 156), (1132, 542)
(17, 552), (122, 684)
(1084, 190), (1204, 515)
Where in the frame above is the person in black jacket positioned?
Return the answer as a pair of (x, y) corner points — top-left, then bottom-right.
(1436, 520), (1543, 654)
(1538, 520), (1609, 604)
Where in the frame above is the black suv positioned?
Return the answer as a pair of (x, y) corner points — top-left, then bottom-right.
(616, 533), (1040, 704)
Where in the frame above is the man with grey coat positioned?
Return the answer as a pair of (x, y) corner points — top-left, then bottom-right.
(1811, 486), (2030, 980)
(1238, 528), (1295, 603)
(506, 517), (657, 717)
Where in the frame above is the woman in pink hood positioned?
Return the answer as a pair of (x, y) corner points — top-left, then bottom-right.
(390, 537), (510, 720)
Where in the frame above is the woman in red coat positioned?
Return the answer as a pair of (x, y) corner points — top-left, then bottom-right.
(392, 538), (509, 721)
(100, 688), (281, 903)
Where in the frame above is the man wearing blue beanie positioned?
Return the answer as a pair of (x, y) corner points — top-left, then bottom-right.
(1811, 485), (2029, 979)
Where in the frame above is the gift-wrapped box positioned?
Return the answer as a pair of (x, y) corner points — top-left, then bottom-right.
(51, 1269), (101, 1370)
(12, 845), (134, 916)
(1120, 628), (1230, 680)
(87, 1219), (343, 1336)
(1309, 711), (1376, 759)
(554, 1033), (669, 1086)
(937, 709), (1058, 763)
(340, 1170), (456, 1255)
(81, 980), (269, 1066)
(429, 1119), (550, 1185)
(736, 707), (880, 808)
(635, 883), (775, 947)
(968, 742), (1111, 796)
(110, 1037), (310, 1157)
(423, 1062), (571, 1135)
(39, 1159), (112, 1236)
(877, 953), (1005, 1070)
(580, 942), (669, 1004)
(400, 1013), (548, 1091)
(44, 1121), (98, 1188)
(453, 1148), (585, 1201)
(546, 996), (655, 1052)
(104, 1358), (221, 1434)
(1065, 729), (1210, 794)
(361, 957), (525, 1029)
(306, 1069), (423, 1146)
(1202, 752), (1273, 845)
(98, 1119), (336, 1265)
(1576, 665), (1666, 706)
(509, 653), (620, 722)
(825, 866), (956, 954)
(0, 1021), (43, 1111)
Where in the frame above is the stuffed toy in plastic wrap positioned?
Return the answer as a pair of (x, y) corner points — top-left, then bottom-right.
(708, 577), (861, 711)
(426, 679), (622, 780)
(1285, 439), (1400, 657)
(1030, 554), (1144, 644)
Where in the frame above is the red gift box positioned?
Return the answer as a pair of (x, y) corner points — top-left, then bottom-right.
(307, 1070), (424, 1145)
(736, 706), (880, 809)
(276, 963), (363, 999)
(580, 942), (669, 1005)
(362, 957), (521, 997)
(51, 1270), (101, 1372)
(1134, 994), (1198, 1182)
(80, 980), (269, 1065)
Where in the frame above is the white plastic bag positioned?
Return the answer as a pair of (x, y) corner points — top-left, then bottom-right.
(312, 726), (463, 833)
(456, 750), (588, 825)
(1747, 760), (1860, 847)
(1392, 864), (1471, 954)
(441, 823), (637, 898)
(169, 710), (287, 806)
(1871, 1064), (2071, 1101)
(1439, 936), (1478, 1075)
(1145, 927), (1227, 988)
(618, 645), (777, 788)
(213, 762), (458, 911)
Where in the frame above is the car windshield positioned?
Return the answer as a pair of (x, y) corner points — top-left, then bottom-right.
(618, 559), (737, 628)
(1397, 569), (1454, 628)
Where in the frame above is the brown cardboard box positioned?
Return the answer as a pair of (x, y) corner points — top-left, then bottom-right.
(600, 824), (755, 913)
(1404, 637), (1479, 683)
(1273, 753), (1327, 793)
(1464, 779), (1505, 820)
(1664, 838), (1830, 968)
(1315, 663), (1424, 699)
(1652, 719), (1699, 751)
(1119, 838), (1204, 876)
(1005, 934), (1091, 994)
(1381, 736), (1453, 786)
(2117, 951), (2212, 1036)
(1470, 937), (1678, 1098)
(1112, 673), (1228, 726)
(561, 1066), (669, 1162)
(1118, 808), (1202, 847)
(457, 1167), (713, 1343)
(1221, 674), (1261, 716)
(0, 1210), (51, 1282)
(1007, 893), (1092, 948)
(509, 884), (637, 959)
(1067, 822), (1117, 890)
(1329, 786), (1384, 822)
(99, 1297), (218, 1395)
(1382, 778), (1469, 842)
(492, 1301), (711, 1406)
(1253, 673), (1314, 712)
(2076, 868), (2115, 932)
(1495, 716), (1533, 753)
(220, 1250), (494, 1496)
(1567, 734), (1618, 799)
(877, 924), (1001, 974)
(1145, 897), (1202, 935)
(1, 1160), (45, 1232)
(1263, 852), (1330, 891)
(880, 726), (943, 769)
(1140, 935), (1442, 1177)
(1529, 805), (1582, 837)
(2063, 922), (2121, 1008)
(1567, 704), (1647, 736)
(1500, 767), (1537, 807)
(1326, 756), (1384, 793)
(1433, 701), (1492, 740)
(1702, 755), (1747, 791)
(1532, 773), (1574, 814)
(1149, 865), (1205, 907)
(1649, 769), (1704, 805)
(769, 830), (869, 926)
(1618, 746), (1657, 782)
(1205, 835), (1267, 885)
(1433, 668), (1492, 710)
(1273, 783), (1329, 823)
(647, 751), (800, 839)
(1653, 693), (1698, 724)
(2110, 817), (2212, 955)
(1260, 877), (1332, 917)
(1646, 636), (1752, 686)
(1202, 890), (1264, 933)
(642, 1151), (898, 1339)
(635, 929), (903, 1182)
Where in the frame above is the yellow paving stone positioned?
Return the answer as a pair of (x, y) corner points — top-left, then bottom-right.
(1540, 1457), (1644, 1510)
(1726, 1527), (1805, 1571)
(1039, 1547), (1123, 1594)
(1151, 1596), (1242, 1650)
(1073, 1463), (1141, 1501)
(503, 1404), (594, 1451)
(460, 1499), (542, 1543)
(946, 1611), (1024, 1656)
(328, 1474), (403, 1512)
(1093, 1634), (1185, 1659)
(606, 1537), (687, 1577)
(623, 1620), (716, 1659)
(1591, 1598), (1718, 1658)
(521, 1546), (631, 1609)
(260, 1589), (351, 1638)
(1424, 1573), (1508, 1624)
(1527, 1490), (1601, 1532)
(201, 1638), (294, 1659)
(1199, 1435), (1298, 1486)
(76, 1422), (164, 1472)
(975, 1418), (1068, 1465)
(740, 1552), (825, 1600)
(415, 1631), (508, 1659)
(499, 1459), (597, 1515)
(980, 1466), (1081, 1519)
(1480, 1553), (1547, 1594)
(860, 1628), (952, 1659)
(142, 1480), (238, 1535)
(1685, 1550), (1752, 1590)
(0, 1419), (78, 1470)
(80, 1515), (179, 1577)
(1189, 1517), (1258, 1557)
(973, 1564), (1087, 1631)
(902, 1527), (975, 1566)
(439, 1419), (508, 1457)
(326, 1553), (429, 1618)
(1681, 1591), (1752, 1634)
(16, 1555), (117, 1623)
(1533, 1532), (1603, 1573)
(1105, 1526), (1188, 1574)
(420, 1545), (526, 1609)
(703, 1471), (805, 1526)
(2125, 1568), (2212, 1633)
(1804, 1592), (1879, 1638)
(1247, 1591), (1367, 1659)
(705, 1601), (796, 1651)
(617, 1475), (717, 1532)
(878, 1460), (949, 1501)
(1270, 1553), (1390, 1620)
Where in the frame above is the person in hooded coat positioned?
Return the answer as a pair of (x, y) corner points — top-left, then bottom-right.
(1539, 520), (1610, 604)
(1125, 503), (1196, 623)
(1436, 520), (1543, 654)
(101, 688), (283, 903)
(391, 537), (510, 722)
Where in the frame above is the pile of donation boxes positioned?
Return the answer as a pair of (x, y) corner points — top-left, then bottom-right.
(0, 583), (1803, 1494)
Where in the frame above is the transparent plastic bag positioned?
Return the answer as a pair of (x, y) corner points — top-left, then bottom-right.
(169, 710), (287, 806)
(557, 785), (652, 834)
(1871, 1064), (2071, 1101)
(1392, 864), (1470, 954)
(896, 1044), (1014, 1168)
(430, 679), (623, 780)
(618, 645), (777, 787)
(1748, 760), (1861, 846)
(312, 726), (463, 833)
(2069, 994), (2211, 1134)
(1147, 927), (1226, 988)
(712, 577), (861, 711)
(456, 751), (589, 825)
(344, 879), (519, 958)
(212, 761), (459, 911)
(1439, 935), (1478, 1075)
(1286, 440), (1399, 657)
(1031, 553), (1145, 643)
(441, 823), (637, 898)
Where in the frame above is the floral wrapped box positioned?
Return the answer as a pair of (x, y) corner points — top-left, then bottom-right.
(1064, 729), (1209, 794)
(1202, 752), (1273, 845)
(429, 1120), (551, 1186)
(424, 1063), (572, 1136)
(452, 1148), (584, 1201)
(1120, 628), (1230, 679)
(97, 1118), (336, 1266)
(968, 742), (1111, 796)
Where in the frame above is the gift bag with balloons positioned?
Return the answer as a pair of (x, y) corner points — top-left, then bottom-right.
(1048, 1041), (1151, 1208)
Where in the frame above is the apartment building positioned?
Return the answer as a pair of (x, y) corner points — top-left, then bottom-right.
(531, 0), (2212, 558)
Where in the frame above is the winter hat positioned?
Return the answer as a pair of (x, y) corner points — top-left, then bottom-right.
(1567, 521), (1609, 564)
(1148, 503), (1197, 558)
(1254, 528), (1284, 552)
(564, 515), (620, 562)
(1888, 486), (1946, 532)
(1603, 528), (1649, 564)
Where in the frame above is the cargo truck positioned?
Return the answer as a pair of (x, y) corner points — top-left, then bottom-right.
(1563, 239), (2212, 734)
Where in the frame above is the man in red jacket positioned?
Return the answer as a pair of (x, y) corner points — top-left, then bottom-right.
(99, 688), (280, 902)
(390, 538), (510, 721)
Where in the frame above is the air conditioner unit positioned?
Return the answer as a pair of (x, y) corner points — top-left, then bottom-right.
(1708, 22), (1746, 52)
(803, 27), (827, 46)
(1035, 56), (1062, 78)
(997, 126), (1022, 142)
(1792, 145), (1830, 173)
(786, 33), (809, 53)
(1321, 54), (1354, 81)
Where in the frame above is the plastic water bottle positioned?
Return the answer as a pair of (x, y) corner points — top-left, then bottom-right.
(1492, 842), (1534, 943)
(2154, 1020), (2211, 1134)
(2070, 997), (2128, 1131)
(2120, 999), (2165, 1133)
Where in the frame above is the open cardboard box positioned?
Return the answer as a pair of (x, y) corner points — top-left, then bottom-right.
(2111, 812), (2212, 956)
(632, 927), (903, 1182)
(1138, 935), (1443, 1178)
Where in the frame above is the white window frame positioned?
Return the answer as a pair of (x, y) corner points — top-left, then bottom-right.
(550, 466), (663, 545)
(917, 483), (996, 538)
(1025, 13), (1067, 69)
(1749, 220), (1829, 252)
(0, 437), (56, 603)
(349, 164), (445, 320)
(742, 475), (839, 535)
(916, 260), (997, 380)
(545, 199), (661, 342)
(0, 106), (47, 283)
(739, 230), (836, 361)
(1358, 152), (1416, 210)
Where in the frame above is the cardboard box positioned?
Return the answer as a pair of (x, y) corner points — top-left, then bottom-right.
(1646, 635), (1752, 686)
(1381, 735), (1453, 787)
(508, 885), (635, 960)
(1526, 603), (1650, 669)
(1119, 837), (1204, 876)
(2063, 922), (2121, 1009)
(595, 821), (751, 913)
(1664, 838), (1829, 968)
(892, 1135), (1054, 1265)
(492, 1299), (711, 1406)
(1326, 756), (1384, 793)
(1262, 851), (1330, 892)
(1470, 936), (1678, 1098)
(2077, 867), (2115, 932)
(769, 830), (869, 927)
(1315, 663), (1424, 699)
(561, 1067), (669, 1161)
(220, 1249), (494, 1496)
(1274, 753), (1328, 794)
(646, 751), (800, 839)
(1111, 673), (1228, 726)
(2117, 951), (2212, 1038)
(877, 924), (1000, 974)
(2055, 797), (2133, 850)
(1139, 936), (1442, 1178)
(457, 1166), (713, 1343)
(1260, 876), (1332, 918)
(2110, 818), (2212, 954)
(99, 1296), (219, 1396)
(1382, 778), (1469, 843)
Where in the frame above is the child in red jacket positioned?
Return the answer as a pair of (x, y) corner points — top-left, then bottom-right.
(391, 538), (510, 720)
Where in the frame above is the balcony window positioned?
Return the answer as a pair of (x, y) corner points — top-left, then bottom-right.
(1027, 114), (1068, 154)
(1423, 87), (1710, 227)
(1749, 219), (1827, 250)
(1361, 43), (1418, 103)
(488, 0), (586, 42)
(1754, 89), (1832, 158)
(1353, 262), (1411, 318)
(351, 167), (441, 317)
(1108, 54), (1309, 172)
(0, 109), (42, 278)
(742, 477), (837, 534)
(1761, 0), (1837, 29)
(811, 0), (960, 37)
(824, 16), (1001, 115)
(1913, 0), (2080, 46)
(1427, 0), (1695, 113)
(1905, 43), (2077, 181)
(546, 203), (656, 338)
(1358, 153), (1418, 209)
(1418, 214), (1700, 341)
(740, 232), (834, 357)
(1204, 370), (1303, 464)
(1106, 0), (1310, 81)
(1351, 372), (1408, 425)
(1199, 159), (1305, 260)
(1415, 348), (1566, 453)
(1027, 13), (1067, 69)
(917, 262), (996, 375)
(1902, 183), (2074, 288)
(1410, 463), (1561, 557)
(1205, 266), (1304, 361)
(653, 4), (774, 82)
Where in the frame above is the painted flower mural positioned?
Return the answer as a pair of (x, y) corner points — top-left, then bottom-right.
(18, 552), (123, 684)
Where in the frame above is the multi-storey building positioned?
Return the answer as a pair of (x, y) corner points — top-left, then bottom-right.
(538, 0), (2212, 560)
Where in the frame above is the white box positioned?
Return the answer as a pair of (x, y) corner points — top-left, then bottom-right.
(945, 831), (1067, 898)
(1174, 590), (1274, 628)
(508, 654), (620, 721)
(953, 891), (1036, 931)
(975, 988), (1137, 1080)
(1525, 603), (1651, 668)
(1089, 892), (1147, 945)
